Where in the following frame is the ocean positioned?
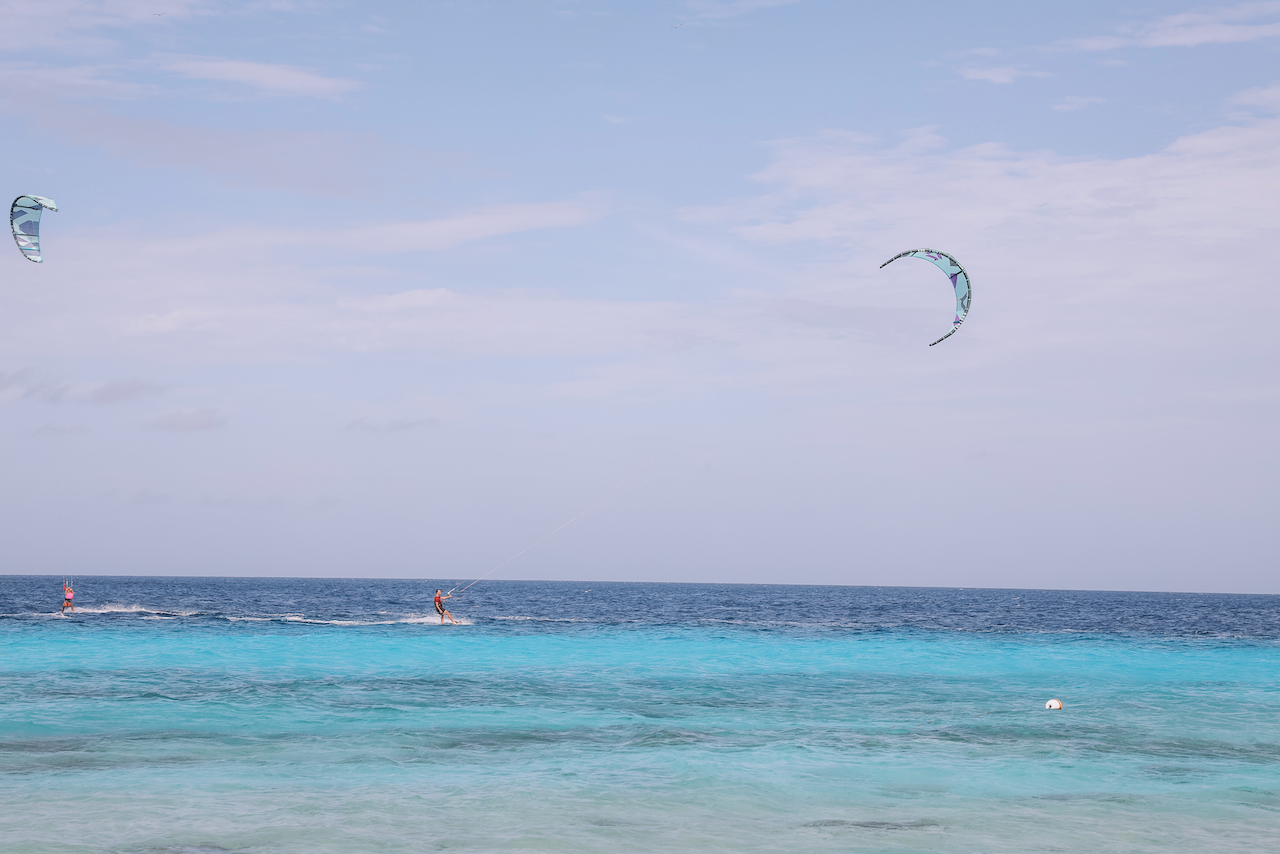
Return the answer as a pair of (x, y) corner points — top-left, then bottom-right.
(2, 576), (1278, 853)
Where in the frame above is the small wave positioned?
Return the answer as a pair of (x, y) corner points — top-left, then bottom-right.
(803, 819), (937, 830)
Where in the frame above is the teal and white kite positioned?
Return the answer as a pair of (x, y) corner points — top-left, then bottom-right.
(880, 248), (971, 346)
(11, 195), (58, 263)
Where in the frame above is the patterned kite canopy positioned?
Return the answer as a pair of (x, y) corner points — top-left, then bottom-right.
(879, 248), (971, 346)
(11, 195), (59, 263)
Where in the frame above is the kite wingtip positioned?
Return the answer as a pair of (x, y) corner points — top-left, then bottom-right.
(13, 195), (58, 212)
(929, 329), (956, 346)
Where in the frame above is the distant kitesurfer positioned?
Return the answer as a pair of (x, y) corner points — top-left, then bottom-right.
(434, 589), (456, 625)
(61, 582), (75, 613)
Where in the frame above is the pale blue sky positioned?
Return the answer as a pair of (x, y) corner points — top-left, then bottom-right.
(1, 1), (1278, 591)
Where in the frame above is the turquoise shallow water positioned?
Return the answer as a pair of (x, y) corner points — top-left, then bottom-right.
(2, 578), (1278, 853)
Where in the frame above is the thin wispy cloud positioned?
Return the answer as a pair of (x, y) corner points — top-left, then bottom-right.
(1052, 95), (1106, 112)
(1059, 2), (1280, 51)
(682, 94), (1280, 281)
(149, 408), (225, 432)
(0, 0), (213, 53)
(26, 104), (408, 197)
(0, 62), (155, 100)
(370, 198), (608, 252)
(155, 197), (611, 256)
(958, 65), (1050, 84)
(0, 3), (339, 106)
(0, 55), (358, 107)
(87, 380), (166, 405)
(0, 371), (165, 406)
(0, 369), (51, 404)
(1230, 82), (1280, 112)
(157, 54), (359, 98)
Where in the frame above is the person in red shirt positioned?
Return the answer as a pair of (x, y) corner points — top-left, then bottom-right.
(61, 582), (75, 613)
(434, 589), (456, 625)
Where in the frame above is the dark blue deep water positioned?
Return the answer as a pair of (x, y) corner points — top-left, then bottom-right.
(3, 577), (1278, 853)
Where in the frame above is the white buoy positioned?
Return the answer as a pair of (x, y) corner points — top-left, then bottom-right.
(1046, 698), (1063, 710)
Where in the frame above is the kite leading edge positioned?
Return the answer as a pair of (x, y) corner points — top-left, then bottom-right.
(10, 195), (59, 263)
(880, 248), (971, 346)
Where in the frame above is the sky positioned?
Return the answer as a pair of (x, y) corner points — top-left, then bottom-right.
(1, 0), (1277, 592)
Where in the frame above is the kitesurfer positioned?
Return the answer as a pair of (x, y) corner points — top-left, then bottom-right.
(434, 589), (456, 625)
(61, 582), (75, 613)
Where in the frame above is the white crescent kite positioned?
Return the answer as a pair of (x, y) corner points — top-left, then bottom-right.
(880, 248), (971, 346)
(11, 195), (59, 263)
